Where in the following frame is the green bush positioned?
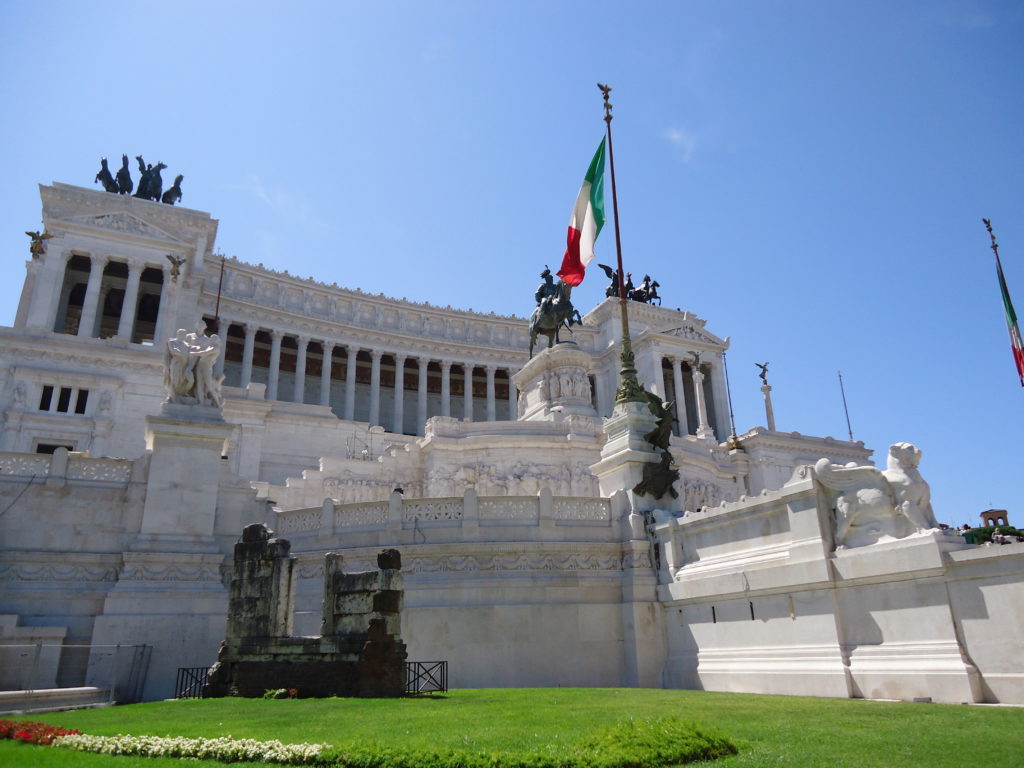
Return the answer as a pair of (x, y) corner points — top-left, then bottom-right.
(317, 716), (736, 768)
(967, 525), (1023, 545)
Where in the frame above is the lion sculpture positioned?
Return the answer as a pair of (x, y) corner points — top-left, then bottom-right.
(814, 442), (938, 549)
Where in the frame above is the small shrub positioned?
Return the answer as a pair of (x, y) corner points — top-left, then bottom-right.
(264, 688), (299, 699)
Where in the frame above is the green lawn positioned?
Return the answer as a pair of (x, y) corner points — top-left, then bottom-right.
(3, 688), (1023, 767)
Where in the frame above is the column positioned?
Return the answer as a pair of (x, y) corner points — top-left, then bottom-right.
(671, 357), (689, 437)
(440, 360), (452, 418)
(692, 363), (715, 440)
(214, 322), (229, 378)
(369, 349), (383, 426)
(462, 364), (474, 421)
(761, 383), (777, 431)
(153, 272), (173, 343)
(293, 336), (309, 403)
(594, 370), (609, 417)
(240, 324), (257, 388)
(320, 341), (335, 407)
(485, 365), (497, 422)
(77, 255), (108, 338)
(344, 345), (358, 420)
(507, 368), (517, 421)
(266, 330), (284, 401)
(417, 357), (429, 436)
(116, 262), (143, 340)
(710, 359), (732, 441)
(392, 354), (407, 434)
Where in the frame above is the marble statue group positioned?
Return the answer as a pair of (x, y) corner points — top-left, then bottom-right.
(163, 322), (224, 408)
(95, 155), (184, 205)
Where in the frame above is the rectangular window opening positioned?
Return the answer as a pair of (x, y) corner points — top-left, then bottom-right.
(74, 389), (89, 414)
(39, 385), (54, 411)
(56, 387), (73, 413)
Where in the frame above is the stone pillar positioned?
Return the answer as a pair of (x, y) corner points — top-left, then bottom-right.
(344, 345), (358, 420)
(320, 341), (335, 407)
(761, 383), (777, 431)
(672, 358), (689, 437)
(267, 330), (284, 401)
(506, 368), (517, 421)
(77, 254), (108, 338)
(710, 359), (732, 441)
(293, 336), (309, 403)
(153, 272), (173, 344)
(116, 261), (143, 341)
(240, 324), (257, 388)
(26, 247), (69, 331)
(440, 360), (452, 418)
(485, 365), (497, 421)
(462, 364), (474, 421)
(692, 364), (715, 440)
(417, 357), (429, 436)
(214, 322), (229, 378)
(369, 349), (383, 427)
(392, 354), (407, 434)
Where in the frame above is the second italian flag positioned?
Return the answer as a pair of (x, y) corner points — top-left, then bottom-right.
(557, 138), (607, 286)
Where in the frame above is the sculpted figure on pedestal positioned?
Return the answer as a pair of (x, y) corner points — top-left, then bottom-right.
(528, 267), (583, 356)
(814, 442), (938, 548)
(163, 322), (224, 408)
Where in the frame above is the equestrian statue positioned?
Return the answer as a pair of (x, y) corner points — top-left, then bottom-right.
(528, 267), (583, 357)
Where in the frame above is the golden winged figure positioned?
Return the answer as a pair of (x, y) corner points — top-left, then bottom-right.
(25, 230), (54, 258)
(166, 254), (187, 281)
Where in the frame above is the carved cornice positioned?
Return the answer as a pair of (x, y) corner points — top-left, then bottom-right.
(209, 255), (528, 322)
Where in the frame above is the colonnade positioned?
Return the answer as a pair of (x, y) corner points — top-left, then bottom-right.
(213, 318), (519, 435)
(51, 253), (168, 343)
(658, 355), (724, 441)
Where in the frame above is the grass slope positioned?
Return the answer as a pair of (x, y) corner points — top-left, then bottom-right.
(4, 688), (1023, 767)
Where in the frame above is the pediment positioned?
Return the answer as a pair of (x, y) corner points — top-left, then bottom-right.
(663, 325), (723, 345)
(61, 212), (183, 243)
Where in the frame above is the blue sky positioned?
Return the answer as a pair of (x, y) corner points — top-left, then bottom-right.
(1, 1), (1022, 525)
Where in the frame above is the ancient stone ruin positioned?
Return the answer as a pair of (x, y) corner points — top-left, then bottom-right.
(203, 523), (406, 698)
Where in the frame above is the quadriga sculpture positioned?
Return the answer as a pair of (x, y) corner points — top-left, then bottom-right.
(814, 442), (938, 549)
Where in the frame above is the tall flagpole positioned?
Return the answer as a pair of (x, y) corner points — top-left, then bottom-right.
(599, 83), (644, 405)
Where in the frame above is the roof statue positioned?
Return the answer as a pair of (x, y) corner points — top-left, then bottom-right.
(162, 174), (184, 206)
(25, 230), (53, 259)
(94, 157), (119, 193)
(116, 154), (133, 194)
(756, 362), (769, 385)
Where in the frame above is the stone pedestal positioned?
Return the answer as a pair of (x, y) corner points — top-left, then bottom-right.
(90, 403), (235, 701)
(590, 400), (676, 514)
(136, 407), (232, 551)
(512, 343), (597, 421)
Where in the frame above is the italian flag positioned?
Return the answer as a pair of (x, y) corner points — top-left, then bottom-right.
(557, 138), (607, 286)
(996, 250), (1024, 386)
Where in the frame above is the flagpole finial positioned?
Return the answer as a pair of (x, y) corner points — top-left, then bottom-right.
(597, 83), (613, 123)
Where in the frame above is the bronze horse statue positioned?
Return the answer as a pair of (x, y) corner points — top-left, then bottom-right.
(630, 275), (661, 305)
(528, 280), (582, 357)
(162, 174), (184, 205)
(115, 154), (133, 195)
(94, 158), (118, 193)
